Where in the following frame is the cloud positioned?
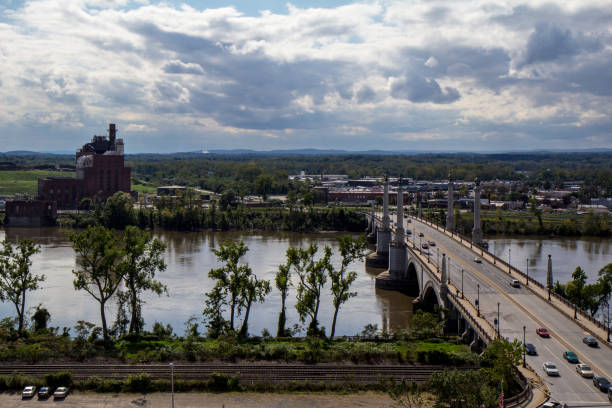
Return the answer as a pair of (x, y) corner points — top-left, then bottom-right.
(390, 75), (460, 104)
(0, 0), (610, 152)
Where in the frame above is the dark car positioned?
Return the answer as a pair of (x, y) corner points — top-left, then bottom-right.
(583, 336), (598, 347)
(418, 232), (424, 237)
(525, 343), (537, 355)
(593, 377), (611, 392)
(563, 350), (579, 364)
(37, 386), (50, 399)
(536, 327), (550, 338)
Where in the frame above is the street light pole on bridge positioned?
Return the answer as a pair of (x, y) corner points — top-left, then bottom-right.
(477, 284), (480, 317)
(461, 269), (464, 299)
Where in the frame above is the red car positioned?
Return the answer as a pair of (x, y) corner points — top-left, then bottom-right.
(536, 327), (550, 338)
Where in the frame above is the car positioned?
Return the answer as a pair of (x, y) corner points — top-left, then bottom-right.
(525, 343), (537, 355)
(510, 279), (521, 288)
(406, 219), (411, 223)
(593, 377), (611, 392)
(428, 241), (435, 246)
(583, 336), (598, 347)
(563, 350), (579, 364)
(418, 232), (424, 237)
(406, 229), (412, 235)
(576, 364), (594, 378)
(37, 386), (50, 399)
(473, 257), (482, 263)
(22, 386), (36, 399)
(543, 362), (560, 376)
(422, 243), (429, 249)
(536, 327), (550, 338)
(53, 386), (69, 399)
(538, 402), (567, 408)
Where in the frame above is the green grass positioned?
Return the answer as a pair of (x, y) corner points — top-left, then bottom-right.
(0, 170), (75, 196)
(130, 179), (158, 194)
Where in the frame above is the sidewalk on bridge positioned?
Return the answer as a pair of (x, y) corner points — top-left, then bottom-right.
(415, 216), (611, 350)
(517, 365), (549, 408)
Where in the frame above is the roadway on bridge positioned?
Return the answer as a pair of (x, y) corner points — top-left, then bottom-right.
(401, 216), (612, 406)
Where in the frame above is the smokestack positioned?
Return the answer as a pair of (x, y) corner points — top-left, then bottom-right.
(109, 123), (116, 145)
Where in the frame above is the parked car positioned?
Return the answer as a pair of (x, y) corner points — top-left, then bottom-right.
(583, 336), (598, 347)
(525, 343), (537, 355)
(593, 377), (611, 392)
(536, 327), (550, 338)
(510, 279), (521, 288)
(563, 350), (579, 363)
(543, 362), (560, 376)
(576, 364), (594, 378)
(37, 386), (50, 399)
(473, 257), (482, 263)
(53, 387), (69, 399)
(407, 218), (411, 223)
(22, 386), (36, 399)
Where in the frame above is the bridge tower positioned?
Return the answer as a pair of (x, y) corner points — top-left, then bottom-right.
(446, 172), (454, 231)
(472, 178), (483, 245)
(366, 202), (377, 243)
(366, 175), (391, 267)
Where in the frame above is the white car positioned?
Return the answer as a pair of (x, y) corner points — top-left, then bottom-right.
(22, 386), (36, 399)
(473, 257), (482, 263)
(576, 364), (594, 378)
(543, 362), (560, 376)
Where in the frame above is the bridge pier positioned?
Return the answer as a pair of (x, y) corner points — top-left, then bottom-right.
(366, 176), (391, 268)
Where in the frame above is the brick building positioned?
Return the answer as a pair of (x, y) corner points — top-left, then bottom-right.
(37, 123), (131, 209)
(4, 200), (57, 227)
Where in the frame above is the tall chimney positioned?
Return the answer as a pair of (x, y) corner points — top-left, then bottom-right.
(109, 123), (116, 145)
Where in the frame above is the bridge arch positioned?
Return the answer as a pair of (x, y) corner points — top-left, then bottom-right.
(421, 282), (440, 313)
(401, 261), (420, 297)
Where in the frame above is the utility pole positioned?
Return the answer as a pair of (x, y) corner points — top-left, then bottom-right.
(522, 326), (526, 368)
(526, 258), (529, 286)
(169, 362), (175, 408)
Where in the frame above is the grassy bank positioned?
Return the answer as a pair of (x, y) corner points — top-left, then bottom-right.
(0, 170), (75, 196)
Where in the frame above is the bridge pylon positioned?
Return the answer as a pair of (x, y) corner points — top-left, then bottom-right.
(366, 175), (391, 268)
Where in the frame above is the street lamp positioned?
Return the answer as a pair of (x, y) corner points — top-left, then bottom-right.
(493, 241), (496, 264)
(526, 258), (529, 286)
(522, 325), (526, 368)
(437, 247), (440, 271)
(508, 248), (511, 274)
(169, 362), (175, 408)
(461, 269), (464, 299)
(497, 302), (500, 338)
(477, 284), (480, 317)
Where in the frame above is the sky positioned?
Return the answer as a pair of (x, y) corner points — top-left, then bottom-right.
(0, 0), (611, 153)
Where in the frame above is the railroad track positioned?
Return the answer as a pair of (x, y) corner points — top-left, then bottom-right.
(0, 364), (472, 384)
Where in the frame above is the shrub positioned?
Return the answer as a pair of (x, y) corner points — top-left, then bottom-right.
(124, 373), (153, 393)
(45, 371), (73, 388)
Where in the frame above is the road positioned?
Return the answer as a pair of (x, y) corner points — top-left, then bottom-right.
(400, 215), (612, 406)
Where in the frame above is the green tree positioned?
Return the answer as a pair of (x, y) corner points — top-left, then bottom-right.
(120, 226), (167, 335)
(69, 226), (124, 341)
(410, 310), (443, 339)
(275, 259), (292, 337)
(291, 244), (330, 336)
(100, 191), (136, 229)
(0, 239), (43, 333)
(428, 369), (497, 408)
(482, 338), (523, 388)
(238, 275), (271, 338)
(203, 285), (228, 339)
(255, 174), (274, 201)
(388, 379), (424, 408)
(32, 304), (51, 332)
(208, 241), (250, 332)
(328, 235), (366, 338)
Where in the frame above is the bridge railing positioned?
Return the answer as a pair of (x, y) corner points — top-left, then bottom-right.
(446, 288), (494, 343)
(411, 215), (609, 335)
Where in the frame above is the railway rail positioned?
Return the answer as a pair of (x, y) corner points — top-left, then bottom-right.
(0, 363), (472, 384)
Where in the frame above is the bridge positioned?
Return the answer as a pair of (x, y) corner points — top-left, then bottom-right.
(364, 176), (612, 406)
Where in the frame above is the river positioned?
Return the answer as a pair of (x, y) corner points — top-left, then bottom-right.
(0, 228), (412, 337)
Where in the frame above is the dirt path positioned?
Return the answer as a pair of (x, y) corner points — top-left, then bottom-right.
(0, 391), (400, 408)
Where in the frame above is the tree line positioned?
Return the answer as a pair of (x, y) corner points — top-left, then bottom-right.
(0, 225), (367, 342)
(553, 264), (612, 319)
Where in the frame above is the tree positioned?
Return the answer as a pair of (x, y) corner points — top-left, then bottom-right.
(275, 259), (292, 337)
(255, 174), (274, 201)
(428, 369), (497, 408)
(208, 241), (250, 332)
(0, 239), (43, 333)
(100, 191), (136, 229)
(203, 285), (228, 339)
(69, 226), (124, 342)
(32, 304), (51, 332)
(411, 310), (444, 339)
(291, 244), (330, 336)
(328, 235), (366, 338)
(388, 379), (424, 408)
(120, 226), (167, 335)
(238, 275), (271, 338)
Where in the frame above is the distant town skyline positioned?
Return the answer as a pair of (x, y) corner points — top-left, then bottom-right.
(1, 0), (611, 153)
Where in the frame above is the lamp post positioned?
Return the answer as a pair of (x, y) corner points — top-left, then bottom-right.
(526, 258), (529, 286)
(437, 247), (440, 271)
(522, 325), (526, 368)
(497, 302), (500, 338)
(493, 241), (496, 264)
(461, 269), (464, 299)
(508, 248), (511, 274)
(477, 284), (480, 317)
(169, 362), (174, 408)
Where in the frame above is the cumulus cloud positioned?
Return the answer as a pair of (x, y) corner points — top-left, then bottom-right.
(0, 0), (610, 152)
